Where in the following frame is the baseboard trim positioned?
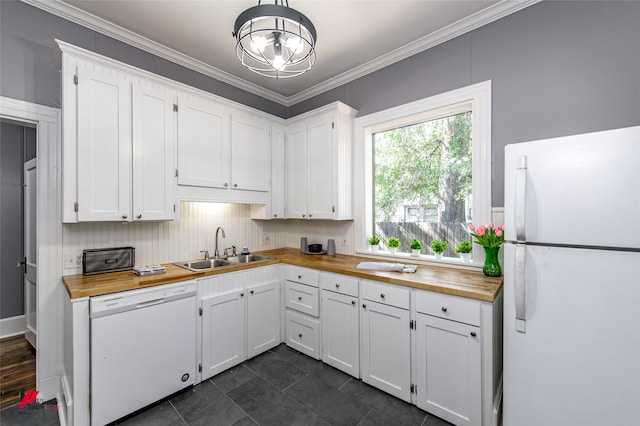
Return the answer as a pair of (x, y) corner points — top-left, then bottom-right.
(0, 315), (26, 339)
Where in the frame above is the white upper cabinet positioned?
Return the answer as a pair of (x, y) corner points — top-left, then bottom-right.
(76, 63), (132, 222)
(132, 80), (176, 221)
(284, 102), (357, 220)
(176, 93), (229, 189)
(231, 110), (271, 192)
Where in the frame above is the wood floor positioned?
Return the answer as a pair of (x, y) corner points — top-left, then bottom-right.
(0, 335), (36, 409)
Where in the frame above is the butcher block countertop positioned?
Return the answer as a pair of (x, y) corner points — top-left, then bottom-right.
(63, 247), (502, 302)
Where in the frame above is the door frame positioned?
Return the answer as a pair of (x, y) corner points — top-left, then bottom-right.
(1, 96), (62, 401)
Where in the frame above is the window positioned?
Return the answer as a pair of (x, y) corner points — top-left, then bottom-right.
(353, 81), (492, 264)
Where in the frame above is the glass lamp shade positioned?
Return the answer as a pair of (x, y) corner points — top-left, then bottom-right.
(233, 3), (317, 78)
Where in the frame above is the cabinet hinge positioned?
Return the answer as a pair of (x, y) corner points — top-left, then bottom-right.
(173, 103), (178, 112)
(173, 204), (176, 213)
(332, 205), (335, 213)
(411, 384), (416, 394)
(331, 121), (335, 129)
(175, 169), (179, 177)
(199, 307), (203, 316)
(74, 202), (79, 212)
(198, 364), (202, 373)
(73, 75), (78, 85)
(410, 319), (415, 330)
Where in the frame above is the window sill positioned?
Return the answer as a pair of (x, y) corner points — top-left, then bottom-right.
(355, 249), (482, 271)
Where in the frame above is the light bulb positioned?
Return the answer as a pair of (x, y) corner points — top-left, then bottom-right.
(250, 36), (267, 53)
(272, 55), (285, 71)
(285, 36), (304, 54)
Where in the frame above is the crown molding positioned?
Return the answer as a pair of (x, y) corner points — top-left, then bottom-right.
(22, 0), (540, 107)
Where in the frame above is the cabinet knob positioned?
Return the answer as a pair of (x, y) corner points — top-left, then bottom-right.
(309, 214), (312, 218)
(273, 214), (278, 218)
(298, 333), (303, 339)
(298, 275), (302, 279)
(250, 290), (255, 295)
(298, 296), (302, 301)
(380, 293), (385, 299)
(441, 307), (448, 312)
(240, 293), (244, 297)
(224, 182), (228, 187)
(470, 331), (477, 337)
(302, 214), (306, 218)
(352, 300), (356, 305)
(335, 283), (340, 288)
(121, 214), (128, 219)
(136, 214), (142, 219)
(362, 303), (367, 309)
(233, 183), (238, 188)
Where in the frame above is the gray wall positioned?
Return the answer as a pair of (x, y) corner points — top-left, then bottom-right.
(2, 1), (639, 207)
(290, 1), (640, 206)
(0, 0), (287, 118)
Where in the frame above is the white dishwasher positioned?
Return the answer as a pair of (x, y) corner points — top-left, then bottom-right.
(90, 280), (197, 426)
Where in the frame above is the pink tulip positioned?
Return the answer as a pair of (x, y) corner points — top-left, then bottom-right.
(488, 222), (494, 228)
(469, 224), (475, 231)
(496, 229), (503, 237)
(476, 226), (486, 236)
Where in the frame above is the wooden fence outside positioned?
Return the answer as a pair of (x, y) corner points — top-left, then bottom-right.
(375, 222), (471, 257)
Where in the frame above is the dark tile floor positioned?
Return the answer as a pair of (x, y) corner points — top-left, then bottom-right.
(0, 344), (453, 426)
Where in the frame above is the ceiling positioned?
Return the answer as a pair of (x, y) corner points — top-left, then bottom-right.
(26, 0), (539, 106)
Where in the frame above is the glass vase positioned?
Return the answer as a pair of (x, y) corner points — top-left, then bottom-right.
(483, 246), (502, 277)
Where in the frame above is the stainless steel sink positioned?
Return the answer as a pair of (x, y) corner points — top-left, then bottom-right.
(226, 254), (274, 264)
(173, 258), (233, 271)
(173, 255), (274, 271)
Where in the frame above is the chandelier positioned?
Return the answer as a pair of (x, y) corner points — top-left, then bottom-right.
(233, 0), (317, 79)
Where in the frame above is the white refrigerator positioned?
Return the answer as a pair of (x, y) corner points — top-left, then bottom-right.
(503, 126), (640, 426)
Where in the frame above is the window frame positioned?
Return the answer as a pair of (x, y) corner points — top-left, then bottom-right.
(353, 81), (492, 265)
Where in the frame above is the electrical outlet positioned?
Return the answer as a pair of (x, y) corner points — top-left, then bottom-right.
(64, 253), (82, 269)
(342, 238), (348, 248)
(260, 233), (270, 245)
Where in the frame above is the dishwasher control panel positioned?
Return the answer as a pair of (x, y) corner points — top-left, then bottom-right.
(90, 280), (196, 318)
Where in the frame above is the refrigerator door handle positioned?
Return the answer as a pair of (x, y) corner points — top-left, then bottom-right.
(515, 244), (527, 333)
(515, 155), (527, 242)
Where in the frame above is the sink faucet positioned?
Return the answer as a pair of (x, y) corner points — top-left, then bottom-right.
(214, 226), (226, 259)
(200, 250), (210, 260)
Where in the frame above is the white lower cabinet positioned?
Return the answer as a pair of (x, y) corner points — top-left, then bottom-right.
(284, 265), (320, 359)
(201, 290), (246, 380)
(360, 280), (411, 402)
(320, 272), (360, 377)
(416, 313), (481, 426)
(247, 279), (281, 358)
(285, 309), (320, 359)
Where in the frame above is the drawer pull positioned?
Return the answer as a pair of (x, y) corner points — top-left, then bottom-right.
(136, 214), (142, 219)
(250, 290), (254, 295)
(441, 307), (448, 312)
(362, 303), (367, 309)
(352, 300), (356, 305)
(240, 292), (244, 297)
(335, 283), (340, 288)
(298, 275), (302, 279)
(121, 214), (128, 219)
(380, 293), (385, 299)
(470, 331), (477, 337)
(298, 333), (303, 339)
(298, 296), (303, 301)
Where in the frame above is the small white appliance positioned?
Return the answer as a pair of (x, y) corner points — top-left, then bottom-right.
(90, 280), (197, 425)
(503, 126), (640, 426)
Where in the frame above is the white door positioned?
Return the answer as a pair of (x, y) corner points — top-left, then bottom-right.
(360, 300), (411, 401)
(77, 64), (131, 221)
(416, 313), (481, 426)
(201, 291), (246, 380)
(307, 111), (334, 219)
(177, 94), (229, 189)
(321, 290), (359, 377)
(132, 82), (176, 221)
(24, 158), (37, 348)
(230, 111), (271, 192)
(247, 280), (280, 358)
(284, 121), (308, 218)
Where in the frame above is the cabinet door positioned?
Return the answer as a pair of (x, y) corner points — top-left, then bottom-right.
(360, 300), (411, 401)
(132, 82), (176, 221)
(247, 280), (280, 358)
(284, 121), (308, 218)
(177, 94), (229, 189)
(270, 124), (285, 218)
(77, 64), (131, 221)
(231, 111), (270, 192)
(321, 290), (359, 377)
(307, 111), (335, 219)
(416, 313), (481, 426)
(201, 291), (246, 380)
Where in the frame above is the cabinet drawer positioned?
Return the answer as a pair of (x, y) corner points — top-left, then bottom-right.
(285, 265), (319, 287)
(360, 279), (410, 310)
(320, 272), (359, 297)
(285, 281), (319, 317)
(285, 310), (320, 360)
(416, 291), (480, 326)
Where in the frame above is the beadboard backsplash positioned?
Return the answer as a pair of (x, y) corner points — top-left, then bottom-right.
(62, 201), (356, 275)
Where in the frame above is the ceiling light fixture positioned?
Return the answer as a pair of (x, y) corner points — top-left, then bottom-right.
(233, 0), (317, 79)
